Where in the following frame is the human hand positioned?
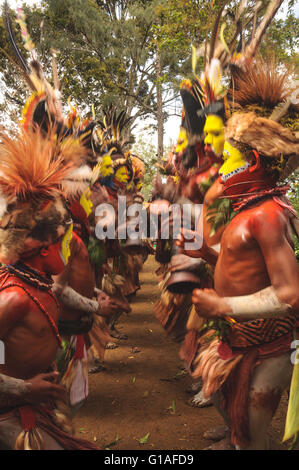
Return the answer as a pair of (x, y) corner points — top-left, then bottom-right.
(97, 292), (119, 317)
(24, 372), (66, 403)
(191, 288), (232, 318)
(176, 228), (204, 258)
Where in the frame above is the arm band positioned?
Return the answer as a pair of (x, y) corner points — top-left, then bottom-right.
(0, 373), (30, 396)
(224, 286), (292, 321)
(55, 285), (98, 315)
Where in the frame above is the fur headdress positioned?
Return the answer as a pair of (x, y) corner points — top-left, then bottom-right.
(0, 129), (79, 264)
(226, 57), (299, 180)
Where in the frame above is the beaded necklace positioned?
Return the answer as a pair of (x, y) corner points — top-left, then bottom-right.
(5, 262), (54, 291)
(0, 267), (62, 348)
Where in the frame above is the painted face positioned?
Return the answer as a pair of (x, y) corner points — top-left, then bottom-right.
(136, 181), (143, 190)
(204, 115), (225, 159)
(100, 155), (114, 178)
(60, 223), (73, 266)
(115, 166), (129, 184)
(80, 187), (93, 217)
(219, 141), (250, 182)
(175, 127), (188, 155)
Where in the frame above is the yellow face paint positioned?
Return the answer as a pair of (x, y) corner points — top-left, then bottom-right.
(204, 115), (225, 157)
(61, 223), (73, 266)
(136, 181), (143, 190)
(115, 166), (129, 184)
(80, 187), (93, 217)
(100, 155), (114, 178)
(219, 141), (249, 180)
(175, 127), (188, 154)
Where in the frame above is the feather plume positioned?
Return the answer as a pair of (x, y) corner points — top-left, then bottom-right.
(229, 59), (292, 108)
(0, 129), (80, 202)
(97, 105), (134, 154)
(209, 1), (229, 63)
(131, 155), (145, 180)
(270, 84), (299, 122)
(2, 1), (37, 90)
(15, 7), (35, 52)
(3, 1), (31, 74)
(50, 49), (60, 91)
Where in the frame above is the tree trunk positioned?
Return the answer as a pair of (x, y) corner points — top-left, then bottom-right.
(156, 47), (164, 162)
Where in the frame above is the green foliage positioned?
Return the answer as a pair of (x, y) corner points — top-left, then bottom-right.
(288, 171), (299, 260)
(206, 197), (235, 237)
(87, 236), (106, 267)
(0, 0), (297, 146)
(200, 317), (233, 343)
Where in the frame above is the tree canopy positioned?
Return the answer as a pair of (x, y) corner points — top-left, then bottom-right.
(0, 0), (297, 145)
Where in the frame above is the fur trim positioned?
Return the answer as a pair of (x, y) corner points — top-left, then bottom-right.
(225, 112), (299, 159)
(61, 165), (92, 197)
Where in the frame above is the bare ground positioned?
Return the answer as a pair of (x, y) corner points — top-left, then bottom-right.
(74, 256), (291, 450)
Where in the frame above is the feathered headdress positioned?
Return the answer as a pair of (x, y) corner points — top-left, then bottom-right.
(96, 105), (134, 156)
(0, 129), (80, 264)
(3, 3), (65, 131)
(93, 105), (134, 180)
(131, 154), (145, 182)
(176, 4), (230, 169)
(226, 58), (298, 179)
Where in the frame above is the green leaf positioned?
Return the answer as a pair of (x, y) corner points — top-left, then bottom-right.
(168, 400), (176, 414)
(104, 434), (120, 450)
(139, 432), (150, 444)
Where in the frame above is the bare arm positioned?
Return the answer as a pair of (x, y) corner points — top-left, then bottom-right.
(192, 205), (299, 321)
(249, 206), (299, 312)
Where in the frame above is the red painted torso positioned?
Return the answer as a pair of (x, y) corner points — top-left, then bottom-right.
(0, 274), (60, 380)
(214, 199), (294, 297)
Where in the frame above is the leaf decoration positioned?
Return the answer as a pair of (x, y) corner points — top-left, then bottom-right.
(206, 197), (235, 236)
(139, 433), (150, 444)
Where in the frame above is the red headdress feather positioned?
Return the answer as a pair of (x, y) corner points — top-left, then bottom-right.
(0, 129), (81, 203)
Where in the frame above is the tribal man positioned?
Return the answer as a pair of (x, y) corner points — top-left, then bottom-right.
(0, 129), (99, 450)
(178, 60), (299, 449)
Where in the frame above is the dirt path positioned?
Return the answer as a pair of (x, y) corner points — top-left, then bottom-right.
(74, 256), (290, 450)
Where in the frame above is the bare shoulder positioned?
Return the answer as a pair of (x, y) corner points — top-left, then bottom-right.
(249, 199), (288, 239)
(0, 285), (31, 310)
(0, 286), (31, 337)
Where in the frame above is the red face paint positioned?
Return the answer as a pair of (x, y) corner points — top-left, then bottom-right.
(41, 239), (66, 275)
